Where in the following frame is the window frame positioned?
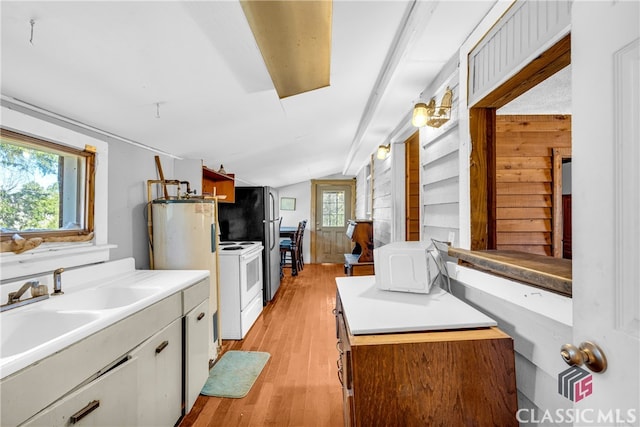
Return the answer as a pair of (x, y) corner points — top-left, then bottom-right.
(0, 128), (96, 241)
(469, 34), (571, 253)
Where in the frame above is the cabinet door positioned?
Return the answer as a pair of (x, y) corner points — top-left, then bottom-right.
(131, 317), (182, 426)
(185, 299), (210, 413)
(23, 356), (138, 427)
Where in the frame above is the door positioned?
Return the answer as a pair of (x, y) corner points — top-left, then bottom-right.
(571, 1), (639, 421)
(313, 180), (354, 263)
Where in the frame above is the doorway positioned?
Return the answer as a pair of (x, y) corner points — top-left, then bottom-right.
(310, 179), (355, 263)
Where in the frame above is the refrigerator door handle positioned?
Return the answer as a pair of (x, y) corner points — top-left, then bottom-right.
(269, 192), (276, 250)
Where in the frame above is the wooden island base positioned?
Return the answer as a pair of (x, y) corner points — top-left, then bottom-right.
(335, 293), (518, 426)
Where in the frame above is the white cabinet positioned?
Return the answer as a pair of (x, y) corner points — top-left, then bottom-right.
(1, 278), (211, 427)
(185, 298), (210, 413)
(133, 318), (182, 426)
(23, 356), (138, 426)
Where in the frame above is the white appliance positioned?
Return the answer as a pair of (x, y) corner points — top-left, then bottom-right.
(374, 241), (447, 294)
(151, 199), (219, 360)
(218, 241), (264, 339)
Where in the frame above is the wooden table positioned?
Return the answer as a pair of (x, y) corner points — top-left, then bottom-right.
(279, 226), (297, 239)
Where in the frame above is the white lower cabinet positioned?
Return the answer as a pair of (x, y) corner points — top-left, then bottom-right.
(23, 356), (138, 426)
(2, 279), (211, 427)
(185, 298), (210, 413)
(133, 317), (182, 426)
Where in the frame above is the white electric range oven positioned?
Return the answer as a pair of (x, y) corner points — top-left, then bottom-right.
(218, 241), (264, 339)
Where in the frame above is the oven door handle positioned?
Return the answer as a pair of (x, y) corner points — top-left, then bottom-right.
(241, 249), (262, 263)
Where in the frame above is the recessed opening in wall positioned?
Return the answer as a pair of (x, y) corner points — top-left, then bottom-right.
(0, 128), (95, 242)
(466, 33), (572, 296)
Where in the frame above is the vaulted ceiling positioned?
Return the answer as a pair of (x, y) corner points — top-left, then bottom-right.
(1, 1), (496, 188)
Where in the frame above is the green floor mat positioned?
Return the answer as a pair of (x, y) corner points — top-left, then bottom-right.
(200, 350), (270, 398)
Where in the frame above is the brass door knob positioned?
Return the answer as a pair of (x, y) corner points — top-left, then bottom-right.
(560, 341), (607, 373)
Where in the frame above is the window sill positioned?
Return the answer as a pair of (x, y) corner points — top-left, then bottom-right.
(447, 248), (572, 297)
(0, 243), (116, 281)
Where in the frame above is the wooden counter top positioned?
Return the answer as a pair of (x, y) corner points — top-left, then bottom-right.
(447, 247), (572, 297)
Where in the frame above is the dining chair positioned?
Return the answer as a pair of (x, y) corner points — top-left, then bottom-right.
(280, 221), (305, 276)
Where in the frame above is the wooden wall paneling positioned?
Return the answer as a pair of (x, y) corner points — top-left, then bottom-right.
(497, 194), (552, 207)
(496, 207), (551, 219)
(496, 169), (552, 182)
(496, 182), (552, 195)
(494, 115), (571, 256)
(496, 219), (551, 232)
(497, 232), (551, 245)
(469, 107), (496, 250)
(496, 156), (552, 169)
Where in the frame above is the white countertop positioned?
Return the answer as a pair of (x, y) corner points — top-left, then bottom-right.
(336, 276), (496, 335)
(1, 258), (209, 379)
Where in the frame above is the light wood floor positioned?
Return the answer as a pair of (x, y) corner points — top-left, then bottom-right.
(180, 263), (346, 427)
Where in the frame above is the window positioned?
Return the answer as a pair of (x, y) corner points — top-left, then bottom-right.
(0, 128), (95, 239)
(322, 190), (345, 227)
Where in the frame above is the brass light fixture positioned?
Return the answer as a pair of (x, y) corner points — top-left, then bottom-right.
(412, 87), (453, 128)
(377, 144), (391, 160)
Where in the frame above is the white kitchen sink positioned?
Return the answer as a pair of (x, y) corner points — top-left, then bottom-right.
(1, 310), (100, 358)
(0, 258), (209, 379)
(46, 285), (160, 312)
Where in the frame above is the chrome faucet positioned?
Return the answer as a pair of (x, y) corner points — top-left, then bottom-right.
(7, 280), (41, 304)
(1, 280), (50, 312)
(52, 268), (65, 295)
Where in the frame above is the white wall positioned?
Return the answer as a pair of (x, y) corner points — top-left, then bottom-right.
(276, 180), (311, 264)
(108, 139), (175, 269)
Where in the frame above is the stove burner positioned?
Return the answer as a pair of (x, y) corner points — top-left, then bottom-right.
(222, 246), (243, 250)
(219, 242), (235, 246)
(239, 242), (255, 245)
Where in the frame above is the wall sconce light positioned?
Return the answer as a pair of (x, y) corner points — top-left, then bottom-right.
(377, 144), (391, 160)
(411, 87), (453, 128)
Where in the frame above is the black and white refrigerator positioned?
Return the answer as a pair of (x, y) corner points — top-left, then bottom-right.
(217, 186), (281, 303)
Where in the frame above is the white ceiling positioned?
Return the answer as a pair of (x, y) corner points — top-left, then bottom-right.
(1, 1), (496, 188)
(498, 65), (572, 115)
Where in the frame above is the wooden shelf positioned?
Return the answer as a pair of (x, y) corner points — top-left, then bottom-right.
(448, 247), (572, 296)
(202, 167), (235, 203)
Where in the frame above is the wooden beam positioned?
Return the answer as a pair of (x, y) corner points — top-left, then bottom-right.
(473, 34), (571, 109)
(469, 107), (496, 250)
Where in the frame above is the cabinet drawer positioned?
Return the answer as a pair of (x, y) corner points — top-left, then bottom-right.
(183, 278), (209, 314)
(23, 356), (138, 427)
